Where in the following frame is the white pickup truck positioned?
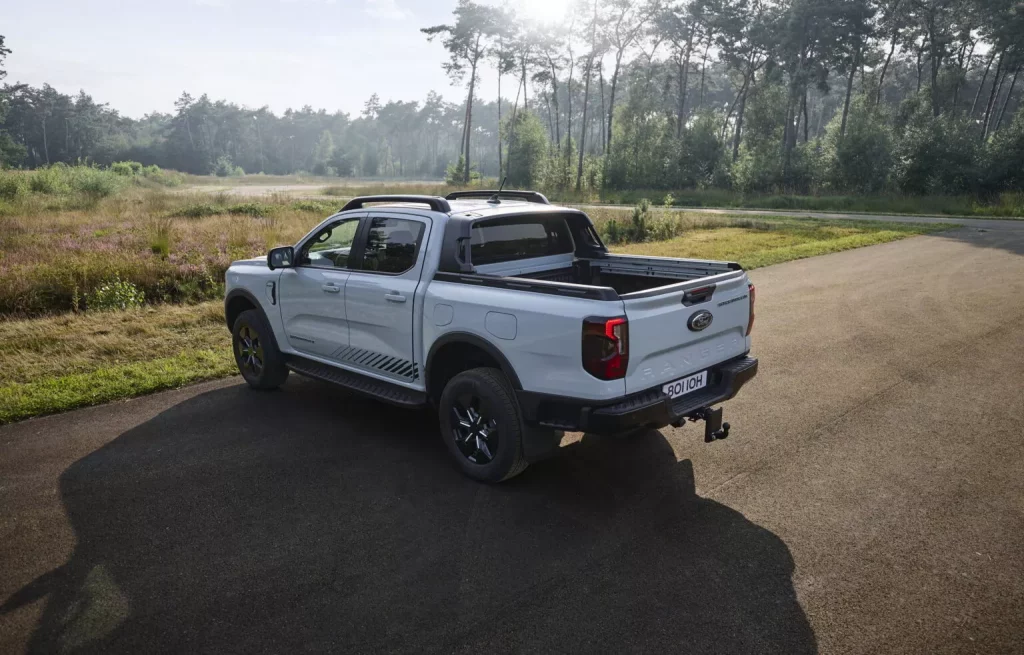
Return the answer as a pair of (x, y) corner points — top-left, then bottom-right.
(224, 190), (758, 482)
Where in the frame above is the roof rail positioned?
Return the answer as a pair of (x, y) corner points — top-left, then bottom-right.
(444, 190), (550, 205)
(340, 195), (452, 213)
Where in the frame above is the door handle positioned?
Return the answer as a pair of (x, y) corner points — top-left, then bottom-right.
(385, 292), (407, 303)
(321, 283), (341, 293)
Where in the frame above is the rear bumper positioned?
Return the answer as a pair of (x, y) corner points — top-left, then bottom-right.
(517, 355), (758, 435)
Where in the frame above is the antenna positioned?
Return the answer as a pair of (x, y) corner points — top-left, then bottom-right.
(488, 176), (508, 204)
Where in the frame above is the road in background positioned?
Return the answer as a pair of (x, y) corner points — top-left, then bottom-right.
(2, 226), (1023, 653)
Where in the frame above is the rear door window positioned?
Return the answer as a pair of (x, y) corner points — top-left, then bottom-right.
(470, 216), (574, 265)
(359, 216), (426, 274)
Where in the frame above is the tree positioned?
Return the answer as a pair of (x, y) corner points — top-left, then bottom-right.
(819, 95), (893, 192)
(422, 0), (499, 183)
(834, 0), (875, 141)
(577, 0), (603, 191)
(488, 10), (517, 180)
(0, 34), (24, 166)
(601, 0), (652, 153)
(504, 111), (549, 186)
(706, 0), (775, 160)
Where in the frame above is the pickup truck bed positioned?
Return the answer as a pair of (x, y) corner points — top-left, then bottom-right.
(224, 191), (757, 482)
(509, 254), (740, 296)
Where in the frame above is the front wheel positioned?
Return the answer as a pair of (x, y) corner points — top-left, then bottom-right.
(232, 309), (289, 390)
(438, 367), (529, 483)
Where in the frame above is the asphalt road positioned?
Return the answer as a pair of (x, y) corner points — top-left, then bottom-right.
(2, 223), (1023, 654)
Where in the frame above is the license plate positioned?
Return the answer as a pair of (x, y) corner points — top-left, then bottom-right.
(662, 370), (708, 399)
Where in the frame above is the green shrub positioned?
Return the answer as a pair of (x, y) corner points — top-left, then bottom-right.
(0, 173), (27, 200)
(87, 277), (145, 311)
(213, 156), (244, 177)
(292, 199), (337, 214)
(627, 198), (653, 242)
(172, 203), (221, 218)
(22, 164), (125, 199)
(227, 202), (276, 217)
(602, 218), (623, 244)
(29, 165), (70, 194)
(650, 216), (681, 241)
(141, 165), (184, 187)
(74, 167), (122, 198)
(110, 161), (143, 176)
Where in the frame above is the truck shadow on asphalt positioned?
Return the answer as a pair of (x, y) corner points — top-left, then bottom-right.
(3, 379), (816, 654)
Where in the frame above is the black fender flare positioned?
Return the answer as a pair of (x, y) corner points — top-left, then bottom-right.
(224, 288), (266, 331)
(425, 332), (524, 396)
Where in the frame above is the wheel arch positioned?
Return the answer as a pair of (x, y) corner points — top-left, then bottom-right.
(425, 332), (523, 405)
(224, 288), (264, 332)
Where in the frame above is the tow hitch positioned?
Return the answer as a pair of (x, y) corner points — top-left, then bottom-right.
(680, 407), (731, 442)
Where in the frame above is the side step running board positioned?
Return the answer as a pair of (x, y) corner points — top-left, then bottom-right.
(285, 355), (427, 408)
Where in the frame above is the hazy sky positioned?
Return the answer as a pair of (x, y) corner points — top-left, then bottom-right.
(5, 0), (572, 118)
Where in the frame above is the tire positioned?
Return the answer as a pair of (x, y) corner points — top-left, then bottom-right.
(438, 367), (529, 483)
(232, 308), (290, 390)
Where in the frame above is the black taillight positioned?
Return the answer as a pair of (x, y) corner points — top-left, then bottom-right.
(582, 316), (629, 380)
(746, 283), (756, 336)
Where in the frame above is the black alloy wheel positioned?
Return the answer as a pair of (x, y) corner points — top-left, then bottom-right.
(236, 323), (265, 377)
(232, 308), (289, 390)
(450, 394), (500, 465)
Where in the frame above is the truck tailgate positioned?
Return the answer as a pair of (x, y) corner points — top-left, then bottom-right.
(622, 270), (751, 395)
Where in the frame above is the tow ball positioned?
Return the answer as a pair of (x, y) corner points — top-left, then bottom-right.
(683, 407), (731, 442)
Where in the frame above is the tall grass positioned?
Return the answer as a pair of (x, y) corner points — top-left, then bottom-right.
(0, 172), (960, 318)
(0, 163), (183, 216)
(0, 188), (326, 316)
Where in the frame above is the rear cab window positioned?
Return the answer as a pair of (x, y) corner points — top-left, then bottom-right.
(470, 215), (574, 266)
(360, 216), (426, 274)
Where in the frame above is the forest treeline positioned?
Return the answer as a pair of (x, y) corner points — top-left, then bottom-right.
(1, 0), (1024, 197)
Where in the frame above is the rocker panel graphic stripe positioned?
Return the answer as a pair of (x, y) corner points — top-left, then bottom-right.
(330, 345), (419, 380)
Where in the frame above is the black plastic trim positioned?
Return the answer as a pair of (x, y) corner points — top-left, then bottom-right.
(516, 355), (758, 433)
(224, 288), (264, 331)
(425, 332), (524, 394)
(285, 354), (427, 408)
(682, 284), (716, 306)
(433, 271), (620, 301)
(445, 190), (550, 204)
(340, 195), (451, 213)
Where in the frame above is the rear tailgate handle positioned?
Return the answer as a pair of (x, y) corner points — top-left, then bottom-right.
(682, 285), (716, 306)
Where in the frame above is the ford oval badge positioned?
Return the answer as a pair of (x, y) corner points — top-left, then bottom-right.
(688, 310), (713, 331)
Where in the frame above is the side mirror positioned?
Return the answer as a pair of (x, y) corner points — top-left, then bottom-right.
(267, 246), (294, 271)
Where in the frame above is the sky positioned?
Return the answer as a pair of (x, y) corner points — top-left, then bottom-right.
(4, 0), (572, 119)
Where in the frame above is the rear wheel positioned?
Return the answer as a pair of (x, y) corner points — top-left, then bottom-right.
(438, 367), (528, 483)
(232, 309), (289, 390)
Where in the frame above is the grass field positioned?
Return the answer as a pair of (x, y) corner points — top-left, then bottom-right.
(0, 303), (233, 423)
(0, 185), (948, 424)
(178, 175), (1024, 219)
